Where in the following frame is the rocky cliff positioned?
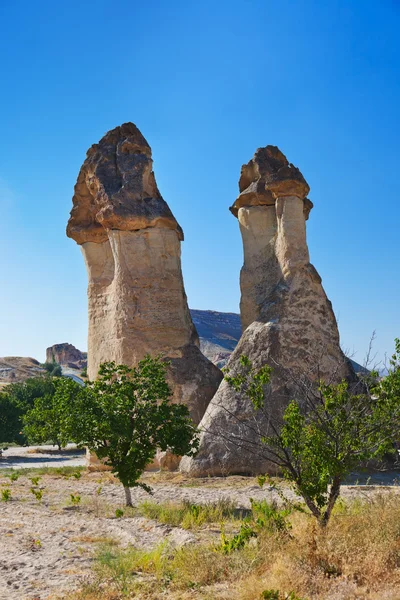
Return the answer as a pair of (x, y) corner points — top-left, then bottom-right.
(46, 344), (87, 370)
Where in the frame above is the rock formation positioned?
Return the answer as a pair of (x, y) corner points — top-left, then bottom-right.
(0, 357), (46, 386)
(46, 343), (87, 370)
(67, 123), (222, 424)
(181, 146), (356, 476)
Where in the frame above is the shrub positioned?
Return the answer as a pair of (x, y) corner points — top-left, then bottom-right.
(225, 345), (400, 527)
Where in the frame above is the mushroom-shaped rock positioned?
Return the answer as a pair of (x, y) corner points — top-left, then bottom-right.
(67, 123), (222, 425)
(180, 146), (356, 477)
(230, 146), (310, 217)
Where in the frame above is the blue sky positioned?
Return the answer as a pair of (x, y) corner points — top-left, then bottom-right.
(0, 0), (399, 366)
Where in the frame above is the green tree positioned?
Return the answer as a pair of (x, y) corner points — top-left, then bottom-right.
(23, 377), (81, 449)
(41, 361), (62, 377)
(49, 356), (199, 505)
(225, 346), (400, 527)
(0, 377), (55, 444)
(0, 392), (23, 444)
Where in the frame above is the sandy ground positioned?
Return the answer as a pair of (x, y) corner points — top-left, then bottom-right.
(0, 445), (86, 470)
(0, 466), (400, 600)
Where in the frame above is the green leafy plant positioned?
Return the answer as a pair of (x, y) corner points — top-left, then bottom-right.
(220, 499), (291, 554)
(250, 499), (292, 534)
(30, 476), (40, 486)
(72, 470), (82, 479)
(220, 522), (256, 554)
(115, 508), (124, 518)
(225, 345), (400, 527)
(30, 538), (42, 551)
(1, 488), (11, 502)
(30, 487), (43, 501)
(70, 493), (81, 506)
(9, 471), (20, 482)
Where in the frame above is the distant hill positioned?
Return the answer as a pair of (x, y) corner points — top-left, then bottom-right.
(190, 309), (367, 373)
(190, 309), (242, 368)
(0, 357), (46, 387)
(0, 310), (366, 385)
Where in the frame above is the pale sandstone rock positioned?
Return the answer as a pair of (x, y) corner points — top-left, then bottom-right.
(67, 123), (222, 430)
(181, 146), (356, 477)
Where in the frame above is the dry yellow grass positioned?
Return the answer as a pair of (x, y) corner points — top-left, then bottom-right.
(59, 492), (400, 600)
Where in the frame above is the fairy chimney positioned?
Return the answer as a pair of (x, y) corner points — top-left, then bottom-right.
(180, 146), (356, 476)
(67, 123), (222, 424)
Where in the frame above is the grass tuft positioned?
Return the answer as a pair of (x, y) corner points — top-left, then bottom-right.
(137, 498), (242, 529)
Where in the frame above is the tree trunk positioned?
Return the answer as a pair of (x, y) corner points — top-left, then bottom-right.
(124, 486), (133, 507)
(302, 495), (321, 522)
(321, 475), (341, 527)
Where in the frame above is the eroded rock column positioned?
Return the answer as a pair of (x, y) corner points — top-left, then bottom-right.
(67, 123), (222, 425)
(238, 205), (278, 330)
(181, 146), (356, 476)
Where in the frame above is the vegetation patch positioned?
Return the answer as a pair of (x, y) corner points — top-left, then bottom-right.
(137, 498), (241, 529)
(61, 493), (400, 600)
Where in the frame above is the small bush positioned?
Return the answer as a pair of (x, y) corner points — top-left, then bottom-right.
(220, 499), (292, 554)
(1, 488), (11, 502)
(9, 471), (20, 482)
(221, 522), (257, 554)
(30, 487), (43, 501)
(70, 493), (81, 506)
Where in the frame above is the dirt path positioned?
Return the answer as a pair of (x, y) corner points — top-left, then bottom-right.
(0, 445), (86, 470)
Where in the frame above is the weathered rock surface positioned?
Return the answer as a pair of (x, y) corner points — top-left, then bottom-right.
(181, 146), (356, 476)
(46, 343), (87, 370)
(67, 123), (222, 424)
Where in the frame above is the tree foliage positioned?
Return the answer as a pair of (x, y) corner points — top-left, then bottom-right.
(23, 377), (80, 449)
(44, 356), (199, 504)
(0, 377), (55, 444)
(42, 361), (62, 377)
(225, 346), (400, 526)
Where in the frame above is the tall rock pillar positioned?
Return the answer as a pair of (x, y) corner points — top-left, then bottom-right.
(181, 146), (356, 476)
(67, 123), (222, 424)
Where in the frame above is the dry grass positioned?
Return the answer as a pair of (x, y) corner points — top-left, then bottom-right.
(137, 498), (243, 529)
(59, 492), (400, 600)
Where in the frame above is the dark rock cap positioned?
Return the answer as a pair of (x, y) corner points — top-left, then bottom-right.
(67, 122), (183, 244)
(230, 145), (310, 217)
